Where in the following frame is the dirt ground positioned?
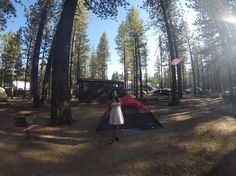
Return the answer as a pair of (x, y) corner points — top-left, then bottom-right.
(0, 95), (236, 176)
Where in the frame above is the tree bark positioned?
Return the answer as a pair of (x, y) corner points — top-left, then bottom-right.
(39, 31), (48, 96)
(31, 0), (50, 107)
(173, 31), (182, 99)
(159, 36), (163, 89)
(200, 55), (205, 90)
(134, 34), (139, 98)
(137, 35), (143, 98)
(69, 25), (76, 98)
(123, 46), (127, 91)
(23, 39), (32, 99)
(160, 0), (178, 105)
(186, 34), (196, 95)
(51, 0), (78, 125)
(77, 34), (81, 83)
(41, 47), (53, 104)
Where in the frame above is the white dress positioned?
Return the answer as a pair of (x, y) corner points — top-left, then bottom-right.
(109, 101), (124, 125)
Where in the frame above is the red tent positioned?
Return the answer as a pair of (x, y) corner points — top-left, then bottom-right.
(97, 96), (162, 130)
(103, 96), (150, 118)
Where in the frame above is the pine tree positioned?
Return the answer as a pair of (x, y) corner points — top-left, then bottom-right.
(115, 21), (131, 91)
(1, 31), (22, 97)
(0, 0), (21, 31)
(41, 0), (64, 104)
(89, 49), (98, 79)
(31, 0), (51, 107)
(21, 3), (41, 98)
(144, 0), (183, 104)
(126, 7), (147, 98)
(50, 0), (129, 125)
(96, 32), (109, 79)
(111, 71), (120, 80)
(186, 0), (236, 95)
(74, 1), (90, 82)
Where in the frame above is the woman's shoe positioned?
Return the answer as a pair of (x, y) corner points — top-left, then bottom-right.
(109, 138), (113, 144)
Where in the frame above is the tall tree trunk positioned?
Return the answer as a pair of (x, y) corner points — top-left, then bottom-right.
(137, 35), (143, 98)
(69, 25), (76, 98)
(134, 34), (139, 98)
(77, 37), (81, 83)
(23, 39), (33, 99)
(160, 0), (178, 105)
(228, 64), (233, 98)
(24, 65), (29, 99)
(132, 42), (137, 98)
(39, 35), (48, 97)
(159, 36), (163, 89)
(51, 0), (77, 125)
(0, 69), (2, 87)
(123, 46), (127, 91)
(173, 31), (182, 99)
(41, 48), (53, 104)
(200, 56), (205, 90)
(196, 57), (200, 88)
(182, 62), (186, 90)
(31, 0), (50, 107)
(186, 34), (196, 95)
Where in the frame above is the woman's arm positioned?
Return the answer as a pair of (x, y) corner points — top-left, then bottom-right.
(107, 100), (112, 108)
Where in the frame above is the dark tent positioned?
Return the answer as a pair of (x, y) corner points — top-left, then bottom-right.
(96, 96), (162, 131)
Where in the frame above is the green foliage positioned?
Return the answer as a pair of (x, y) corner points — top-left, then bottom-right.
(115, 21), (130, 63)
(0, 0), (18, 31)
(111, 71), (120, 80)
(73, 0), (90, 80)
(96, 32), (109, 79)
(85, 0), (129, 19)
(186, 0), (236, 91)
(1, 30), (22, 85)
(127, 7), (144, 35)
(111, 71), (123, 81)
(126, 7), (148, 97)
(89, 48), (98, 78)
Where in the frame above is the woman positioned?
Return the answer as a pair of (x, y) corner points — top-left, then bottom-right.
(108, 89), (124, 144)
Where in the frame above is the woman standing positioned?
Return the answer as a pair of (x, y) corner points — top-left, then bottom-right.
(108, 89), (124, 144)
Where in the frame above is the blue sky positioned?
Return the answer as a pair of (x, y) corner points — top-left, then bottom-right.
(5, 0), (196, 79)
(87, 0), (155, 79)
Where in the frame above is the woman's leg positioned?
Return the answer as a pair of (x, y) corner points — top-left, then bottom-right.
(109, 125), (120, 144)
(109, 125), (116, 144)
(115, 125), (119, 141)
(113, 125), (117, 139)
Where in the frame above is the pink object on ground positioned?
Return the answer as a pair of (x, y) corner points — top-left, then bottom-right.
(23, 125), (34, 132)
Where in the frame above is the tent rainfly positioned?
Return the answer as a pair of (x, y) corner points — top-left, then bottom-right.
(96, 96), (162, 131)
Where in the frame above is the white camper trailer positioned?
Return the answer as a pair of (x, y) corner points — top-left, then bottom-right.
(0, 87), (8, 102)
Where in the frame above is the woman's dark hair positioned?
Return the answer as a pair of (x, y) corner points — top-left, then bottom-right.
(109, 89), (119, 102)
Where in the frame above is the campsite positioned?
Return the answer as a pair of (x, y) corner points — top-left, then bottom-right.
(1, 94), (236, 176)
(1, 0), (236, 175)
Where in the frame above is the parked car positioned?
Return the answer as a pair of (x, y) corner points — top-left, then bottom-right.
(222, 87), (236, 99)
(185, 88), (192, 94)
(152, 88), (171, 96)
(222, 90), (230, 99)
(161, 88), (171, 95)
(198, 89), (208, 95)
(152, 89), (162, 95)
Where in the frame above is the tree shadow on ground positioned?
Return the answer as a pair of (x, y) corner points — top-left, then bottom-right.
(0, 96), (236, 176)
(204, 147), (236, 176)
